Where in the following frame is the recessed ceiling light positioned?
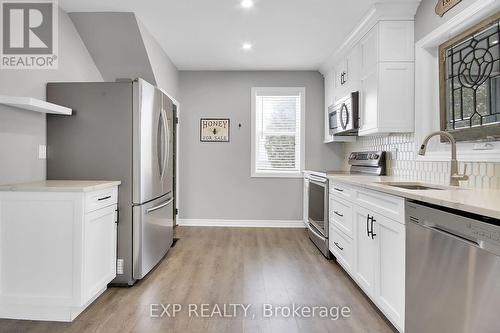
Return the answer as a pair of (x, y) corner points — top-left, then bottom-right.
(242, 43), (253, 51)
(241, 0), (254, 9)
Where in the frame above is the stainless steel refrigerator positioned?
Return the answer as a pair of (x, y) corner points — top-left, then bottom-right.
(46, 78), (175, 286)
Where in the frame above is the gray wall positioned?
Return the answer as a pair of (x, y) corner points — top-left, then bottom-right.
(137, 19), (180, 100)
(69, 13), (157, 86)
(0, 9), (103, 185)
(178, 71), (344, 221)
(69, 12), (179, 101)
(414, 0), (476, 41)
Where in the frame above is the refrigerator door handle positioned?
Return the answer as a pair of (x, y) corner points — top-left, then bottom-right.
(160, 109), (168, 180)
(146, 197), (174, 214)
(157, 110), (165, 177)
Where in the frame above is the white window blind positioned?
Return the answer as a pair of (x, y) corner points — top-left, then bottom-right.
(251, 87), (305, 177)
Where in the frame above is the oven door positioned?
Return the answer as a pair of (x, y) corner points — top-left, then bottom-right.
(308, 175), (328, 237)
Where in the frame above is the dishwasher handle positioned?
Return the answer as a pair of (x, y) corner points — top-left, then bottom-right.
(427, 225), (480, 247)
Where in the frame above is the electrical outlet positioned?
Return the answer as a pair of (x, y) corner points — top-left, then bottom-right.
(38, 145), (46, 159)
(117, 259), (124, 275)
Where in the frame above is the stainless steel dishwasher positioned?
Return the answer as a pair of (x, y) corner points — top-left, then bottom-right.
(405, 200), (500, 333)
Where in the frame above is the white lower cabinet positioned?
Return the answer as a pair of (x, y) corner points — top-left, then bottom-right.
(329, 182), (405, 332)
(374, 212), (405, 330)
(83, 205), (118, 304)
(352, 206), (376, 295)
(329, 224), (353, 273)
(0, 185), (119, 322)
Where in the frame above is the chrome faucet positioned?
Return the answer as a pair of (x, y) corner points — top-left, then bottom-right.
(418, 131), (469, 186)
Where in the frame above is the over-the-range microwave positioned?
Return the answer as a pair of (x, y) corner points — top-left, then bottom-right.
(328, 91), (359, 136)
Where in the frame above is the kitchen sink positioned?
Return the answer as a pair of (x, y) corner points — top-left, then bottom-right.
(376, 182), (454, 190)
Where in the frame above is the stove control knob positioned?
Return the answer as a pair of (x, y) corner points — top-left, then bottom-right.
(350, 153), (356, 160)
(368, 153), (374, 159)
(373, 154), (379, 160)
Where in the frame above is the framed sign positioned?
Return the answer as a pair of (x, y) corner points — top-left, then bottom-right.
(200, 118), (230, 142)
(435, 0), (462, 17)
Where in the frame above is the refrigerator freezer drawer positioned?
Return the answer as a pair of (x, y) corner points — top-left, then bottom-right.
(132, 194), (174, 280)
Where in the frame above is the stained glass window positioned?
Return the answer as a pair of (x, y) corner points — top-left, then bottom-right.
(440, 14), (500, 141)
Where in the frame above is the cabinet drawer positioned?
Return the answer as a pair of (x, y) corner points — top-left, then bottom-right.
(329, 225), (353, 273)
(329, 181), (353, 199)
(85, 187), (118, 213)
(330, 197), (353, 238)
(354, 187), (404, 223)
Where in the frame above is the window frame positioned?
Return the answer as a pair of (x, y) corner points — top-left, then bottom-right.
(250, 87), (306, 178)
(438, 11), (500, 142)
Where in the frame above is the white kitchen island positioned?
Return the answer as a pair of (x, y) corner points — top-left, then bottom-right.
(0, 180), (120, 322)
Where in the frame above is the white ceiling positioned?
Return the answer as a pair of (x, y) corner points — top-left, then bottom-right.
(60, 0), (376, 70)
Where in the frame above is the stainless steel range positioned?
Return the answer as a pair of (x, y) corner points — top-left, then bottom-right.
(305, 151), (386, 258)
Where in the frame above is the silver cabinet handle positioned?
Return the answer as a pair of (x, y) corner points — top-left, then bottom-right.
(334, 187), (344, 192)
(146, 198), (173, 214)
(334, 242), (344, 251)
(334, 211), (343, 217)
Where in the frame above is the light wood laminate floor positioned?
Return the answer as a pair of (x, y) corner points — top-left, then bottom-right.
(0, 227), (395, 333)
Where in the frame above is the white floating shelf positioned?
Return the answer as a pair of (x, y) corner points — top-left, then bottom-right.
(0, 95), (72, 115)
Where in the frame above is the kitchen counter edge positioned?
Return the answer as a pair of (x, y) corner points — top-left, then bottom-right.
(0, 180), (122, 193)
(326, 174), (500, 220)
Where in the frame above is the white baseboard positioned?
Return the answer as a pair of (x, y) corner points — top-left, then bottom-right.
(177, 219), (306, 228)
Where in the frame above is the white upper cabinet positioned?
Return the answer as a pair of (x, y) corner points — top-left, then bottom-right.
(321, 2), (419, 140)
(334, 45), (361, 101)
(323, 70), (356, 143)
(358, 21), (414, 136)
(378, 21), (414, 62)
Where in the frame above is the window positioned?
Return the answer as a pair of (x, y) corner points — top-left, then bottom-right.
(439, 12), (500, 141)
(251, 87), (305, 178)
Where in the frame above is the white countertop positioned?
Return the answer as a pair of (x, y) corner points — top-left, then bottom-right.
(0, 180), (121, 192)
(327, 174), (500, 220)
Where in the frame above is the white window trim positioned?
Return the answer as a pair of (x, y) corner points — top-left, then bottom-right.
(414, 0), (500, 162)
(251, 87), (306, 178)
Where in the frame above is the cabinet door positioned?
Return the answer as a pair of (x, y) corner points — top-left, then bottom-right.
(345, 45), (361, 93)
(82, 204), (117, 304)
(325, 71), (334, 107)
(373, 213), (405, 331)
(359, 68), (378, 134)
(378, 21), (414, 62)
(353, 206), (376, 295)
(360, 24), (379, 74)
(378, 62), (414, 132)
(334, 60), (348, 99)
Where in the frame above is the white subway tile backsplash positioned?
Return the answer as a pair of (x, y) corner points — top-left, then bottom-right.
(346, 133), (500, 190)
